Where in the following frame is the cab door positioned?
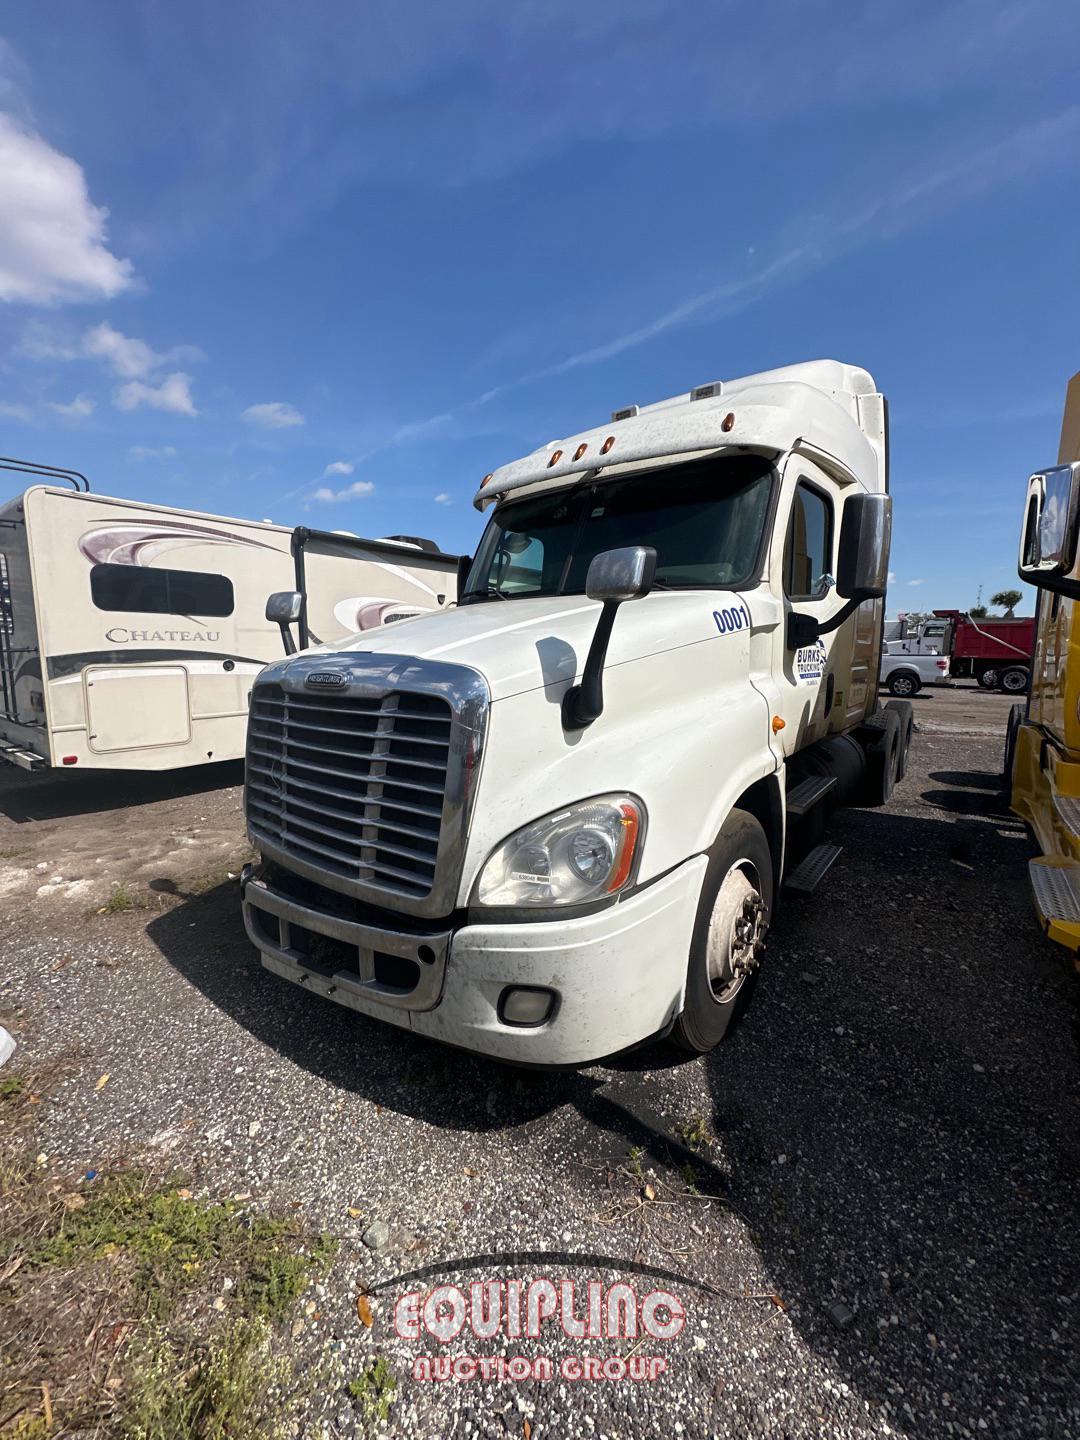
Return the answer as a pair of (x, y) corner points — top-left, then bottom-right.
(770, 461), (844, 757)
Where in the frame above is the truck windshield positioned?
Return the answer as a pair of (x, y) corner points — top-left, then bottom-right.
(462, 453), (773, 601)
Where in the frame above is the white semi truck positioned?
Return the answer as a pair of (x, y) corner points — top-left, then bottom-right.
(240, 360), (909, 1064)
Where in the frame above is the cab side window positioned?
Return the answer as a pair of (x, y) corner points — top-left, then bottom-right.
(784, 481), (832, 600)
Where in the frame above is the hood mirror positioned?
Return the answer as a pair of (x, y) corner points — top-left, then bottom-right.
(563, 546), (657, 730)
(266, 590), (303, 655)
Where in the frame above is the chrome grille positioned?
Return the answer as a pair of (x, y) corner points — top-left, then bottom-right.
(246, 682), (452, 900)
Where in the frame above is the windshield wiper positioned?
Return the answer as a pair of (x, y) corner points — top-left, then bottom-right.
(462, 586), (510, 602)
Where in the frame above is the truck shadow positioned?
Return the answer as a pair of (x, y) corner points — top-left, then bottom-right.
(689, 791), (1078, 1436)
(146, 763), (1078, 1437)
(0, 760), (244, 823)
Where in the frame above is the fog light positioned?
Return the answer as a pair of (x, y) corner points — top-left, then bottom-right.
(499, 986), (556, 1027)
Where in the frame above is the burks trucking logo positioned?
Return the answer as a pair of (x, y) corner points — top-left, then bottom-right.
(795, 640), (827, 684)
(395, 1275), (684, 1384)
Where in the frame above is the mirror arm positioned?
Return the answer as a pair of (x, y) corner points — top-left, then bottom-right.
(786, 594), (868, 650)
(562, 599), (621, 731)
(277, 621), (297, 656)
(1018, 570), (1080, 602)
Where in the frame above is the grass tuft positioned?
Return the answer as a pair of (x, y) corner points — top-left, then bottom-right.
(125, 1316), (293, 1440)
(348, 1357), (398, 1426)
(96, 882), (146, 915)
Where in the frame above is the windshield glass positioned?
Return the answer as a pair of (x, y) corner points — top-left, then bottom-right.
(463, 453), (774, 601)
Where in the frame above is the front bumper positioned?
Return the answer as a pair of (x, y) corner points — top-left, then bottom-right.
(241, 855), (707, 1065)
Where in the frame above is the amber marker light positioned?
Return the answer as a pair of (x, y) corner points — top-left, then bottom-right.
(607, 802), (642, 893)
(600, 435), (616, 455)
(480, 472), (494, 487)
(548, 449), (563, 467)
(771, 715), (786, 734)
(573, 442), (588, 461)
(721, 412), (736, 432)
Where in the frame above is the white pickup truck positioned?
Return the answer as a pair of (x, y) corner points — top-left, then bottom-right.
(880, 643), (950, 696)
(241, 359), (913, 1065)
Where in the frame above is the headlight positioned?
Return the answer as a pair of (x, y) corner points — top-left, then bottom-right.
(475, 794), (644, 907)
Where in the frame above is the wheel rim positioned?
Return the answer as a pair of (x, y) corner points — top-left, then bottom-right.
(982, 670), (998, 688)
(893, 675), (914, 695)
(705, 860), (765, 1004)
(1003, 671), (1026, 692)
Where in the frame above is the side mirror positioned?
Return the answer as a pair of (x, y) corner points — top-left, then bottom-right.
(585, 545), (658, 603)
(1018, 463), (1080, 588)
(836, 493), (892, 600)
(787, 493), (891, 649)
(266, 590), (303, 655)
(455, 553), (472, 599)
(563, 546), (657, 729)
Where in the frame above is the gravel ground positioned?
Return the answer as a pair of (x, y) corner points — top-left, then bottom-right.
(1, 684), (1077, 1439)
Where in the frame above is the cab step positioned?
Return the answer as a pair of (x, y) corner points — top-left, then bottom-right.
(786, 774), (837, 817)
(1051, 793), (1080, 837)
(1028, 858), (1080, 924)
(785, 843), (842, 894)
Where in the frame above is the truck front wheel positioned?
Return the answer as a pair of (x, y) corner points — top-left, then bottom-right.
(673, 809), (773, 1054)
(978, 667), (999, 689)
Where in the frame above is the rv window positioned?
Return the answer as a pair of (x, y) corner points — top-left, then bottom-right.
(90, 564), (235, 617)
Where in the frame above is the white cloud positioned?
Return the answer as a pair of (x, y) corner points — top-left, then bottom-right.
(908, 578), (925, 587)
(0, 399), (31, 422)
(322, 459), (354, 477)
(435, 492), (453, 505)
(0, 113), (135, 305)
(887, 570), (897, 583)
(114, 372), (197, 417)
(243, 401), (305, 429)
(83, 322), (160, 379)
(47, 394), (94, 419)
(129, 444), (177, 462)
(312, 479), (375, 502)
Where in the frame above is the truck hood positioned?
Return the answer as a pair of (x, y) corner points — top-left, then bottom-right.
(307, 592), (730, 703)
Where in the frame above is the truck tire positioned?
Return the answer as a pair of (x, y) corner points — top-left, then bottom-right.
(1000, 666), (1029, 694)
(887, 669), (921, 698)
(978, 667), (999, 690)
(672, 808), (773, 1055)
(1004, 702), (1023, 784)
(859, 707), (902, 805)
(885, 699), (914, 782)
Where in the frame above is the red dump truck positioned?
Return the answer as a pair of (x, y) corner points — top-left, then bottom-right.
(895, 609), (1034, 692)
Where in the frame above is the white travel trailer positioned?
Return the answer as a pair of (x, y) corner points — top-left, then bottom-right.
(0, 459), (459, 772)
(241, 360), (911, 1065)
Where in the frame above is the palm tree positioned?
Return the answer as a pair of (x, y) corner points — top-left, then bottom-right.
(990, 588), (1022, 619)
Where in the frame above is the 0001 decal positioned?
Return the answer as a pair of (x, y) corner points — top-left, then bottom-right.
(712, 602), (751, 635)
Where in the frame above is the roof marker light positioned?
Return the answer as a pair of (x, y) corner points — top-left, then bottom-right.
(600, 435), (616, 455)
(721, 412), (736, 432)
(547, 449), (563, 468)
(573, 443), (588, 462)
(611, 404), (639, 422)
(480, 472), (494, 487)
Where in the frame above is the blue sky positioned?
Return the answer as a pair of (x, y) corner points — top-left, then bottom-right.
(0, 1), (1078, 613)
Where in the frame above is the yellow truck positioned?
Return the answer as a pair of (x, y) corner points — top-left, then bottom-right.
(1007, 371), (1080, 956)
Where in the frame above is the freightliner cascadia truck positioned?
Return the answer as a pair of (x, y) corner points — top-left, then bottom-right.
(1007, 369), (1080, 961)
(240, 360), (910, 1064)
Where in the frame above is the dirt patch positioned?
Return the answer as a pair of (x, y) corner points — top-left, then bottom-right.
(0, 762), (251, 920)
